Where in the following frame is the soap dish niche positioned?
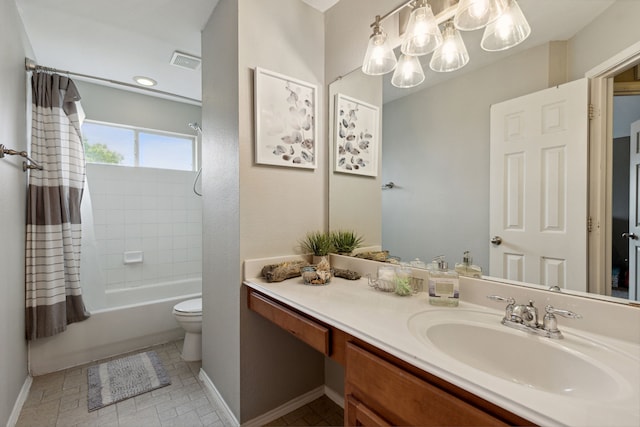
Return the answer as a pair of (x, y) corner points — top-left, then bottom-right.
(123, 251), (144, 264)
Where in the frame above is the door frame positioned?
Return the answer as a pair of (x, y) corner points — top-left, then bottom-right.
(586, 40), (640, 295)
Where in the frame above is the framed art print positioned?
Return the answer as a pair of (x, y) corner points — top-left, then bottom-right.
(334, 93), (379, 177)
(254, 67), (318, 169)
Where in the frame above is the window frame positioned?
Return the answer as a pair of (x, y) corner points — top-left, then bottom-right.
(82, 119), (198, 171)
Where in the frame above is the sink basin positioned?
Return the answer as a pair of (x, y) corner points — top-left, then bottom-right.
(408, 309), (632, 400)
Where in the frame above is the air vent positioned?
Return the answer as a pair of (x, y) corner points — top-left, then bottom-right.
(170, 51), (201, 71)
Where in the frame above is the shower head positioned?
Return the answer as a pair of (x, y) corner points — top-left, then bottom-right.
(188, 122), (202, 134)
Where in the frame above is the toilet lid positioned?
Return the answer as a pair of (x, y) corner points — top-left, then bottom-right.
(174, 298), (202, 314)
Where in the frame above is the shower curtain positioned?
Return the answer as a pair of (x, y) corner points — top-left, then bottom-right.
(25, 72), (90, 340)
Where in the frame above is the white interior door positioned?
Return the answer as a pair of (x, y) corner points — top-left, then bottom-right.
(628, 119), (640, 301)
(490, 78), (589, 291)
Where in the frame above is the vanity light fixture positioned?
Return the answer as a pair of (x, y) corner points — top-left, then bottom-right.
(133, 76), (157, 87)
(361, 0), (530, 89)
(454, 0), (508, 31)
(480, 0), (531, 51)
(361, 16), (398, 75)
(430, 20), (469, 72)
(401, 0), (443, 56)
(392, 53), (426, 88)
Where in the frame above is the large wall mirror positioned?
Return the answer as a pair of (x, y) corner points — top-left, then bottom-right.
(329, 0), (640, 304)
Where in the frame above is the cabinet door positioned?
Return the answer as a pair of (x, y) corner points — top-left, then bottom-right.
(346, 343), (508, 426)
(346, 395), (391, 427)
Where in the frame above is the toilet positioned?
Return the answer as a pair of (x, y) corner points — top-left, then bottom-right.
(172, 298), (202, 361)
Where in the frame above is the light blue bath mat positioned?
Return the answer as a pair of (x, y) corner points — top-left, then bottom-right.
(87, 350), (171, 411)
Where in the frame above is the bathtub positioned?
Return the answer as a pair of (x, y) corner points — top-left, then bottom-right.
(104, 278), (202, 308)
(28, 278), (201, 376)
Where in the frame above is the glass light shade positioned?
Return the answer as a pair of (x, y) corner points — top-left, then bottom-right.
(401, 4), (443, 56)
(362, 30), (397, 75)
(391, 54), (425, 88)
(454, 0), (508, 31)
(481, 0), (531, 51)
(429, 22), (469, 72)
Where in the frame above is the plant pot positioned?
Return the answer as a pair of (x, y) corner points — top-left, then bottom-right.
(312, 255), (329, 265)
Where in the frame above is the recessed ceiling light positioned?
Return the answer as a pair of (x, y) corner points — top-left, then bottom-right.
(133, 76), (157, 87)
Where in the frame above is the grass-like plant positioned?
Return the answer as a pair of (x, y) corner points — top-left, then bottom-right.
(331, 230), (364, 254)
(300, 231), (334, 256)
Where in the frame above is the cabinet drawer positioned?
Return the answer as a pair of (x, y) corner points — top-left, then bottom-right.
(346, 343), (507, 426)
(248, 290), (329, 355)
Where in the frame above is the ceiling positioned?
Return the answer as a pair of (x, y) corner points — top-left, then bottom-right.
(15, 0), (616, 104)
(16, 0), (219, 103)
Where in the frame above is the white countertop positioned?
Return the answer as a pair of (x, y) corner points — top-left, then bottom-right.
(244, 273), (640, 427)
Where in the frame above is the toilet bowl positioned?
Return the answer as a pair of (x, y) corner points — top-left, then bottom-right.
(172, 298), (202, 361)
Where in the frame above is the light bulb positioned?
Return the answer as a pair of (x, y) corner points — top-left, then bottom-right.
(454, 0), (508, 31)
(469, 0), (489, 19)
(362, 26), (397, 75)
(495, 13), (514, 41)
(481, 0), (530, 51)
(401, 3), (442, 56)
(391, 54), (425, 88)
(429, 21), (469, 73)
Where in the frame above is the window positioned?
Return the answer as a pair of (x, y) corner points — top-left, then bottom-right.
(82, 121), (196, 171)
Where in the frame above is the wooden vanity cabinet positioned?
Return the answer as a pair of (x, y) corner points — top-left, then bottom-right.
(345, 342), (509, 426)
(248, 289), (330, 355)
(246, 288), (534, 427)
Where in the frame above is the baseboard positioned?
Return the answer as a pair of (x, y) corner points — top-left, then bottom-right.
(199, 368), (240, 427)
(6, 375), (33, 427)
(242, 386), (325, 427)
(323, 385), (344, 409)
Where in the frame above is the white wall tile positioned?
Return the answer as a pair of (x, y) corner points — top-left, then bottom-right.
(85, 166), (202, 292)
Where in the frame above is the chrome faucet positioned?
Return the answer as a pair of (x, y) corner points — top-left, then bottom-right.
(487, 295), (582, 339)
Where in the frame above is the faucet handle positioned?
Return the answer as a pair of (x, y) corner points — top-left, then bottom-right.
(487, 295), (516, 322)
(543, 305), (582, 338)
(487, 295), (515, 305)
(545, 305), (582, 319)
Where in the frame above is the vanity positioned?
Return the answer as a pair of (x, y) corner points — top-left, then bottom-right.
(244, 255), (640, 427)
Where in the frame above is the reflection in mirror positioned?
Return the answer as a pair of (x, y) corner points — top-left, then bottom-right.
(328, 0), (640, 304)
(16, 0), (207, 311)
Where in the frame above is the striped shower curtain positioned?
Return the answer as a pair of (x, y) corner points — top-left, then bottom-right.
(26, 72), (90, 340)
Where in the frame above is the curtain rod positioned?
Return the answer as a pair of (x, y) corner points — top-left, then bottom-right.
(24, 58), (201, 105)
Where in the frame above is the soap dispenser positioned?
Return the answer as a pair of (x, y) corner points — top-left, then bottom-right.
(455, 251), (482, 278)
(428, 256), (459, 307)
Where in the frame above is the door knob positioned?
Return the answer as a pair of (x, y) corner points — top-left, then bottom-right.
(491, 236), (503, 246)
(623, 232), (639, 240)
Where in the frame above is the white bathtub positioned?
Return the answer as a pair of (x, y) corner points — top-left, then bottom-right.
(104, 278), (202, 309)
(28, 278), (201, 375)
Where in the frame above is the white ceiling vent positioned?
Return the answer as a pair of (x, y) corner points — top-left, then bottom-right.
(170, 51), (201, 71)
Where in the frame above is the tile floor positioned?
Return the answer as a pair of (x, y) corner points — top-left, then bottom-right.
(15, 340), (344, 427)
(264, 396), (343, 427)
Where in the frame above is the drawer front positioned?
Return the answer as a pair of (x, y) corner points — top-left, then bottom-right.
(248, 290), (330, 355)
(346, 395), (392, 427)
(346, 343), (507, 427)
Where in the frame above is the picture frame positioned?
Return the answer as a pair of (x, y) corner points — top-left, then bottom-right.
(254, 67), (318, 169)
(334, 93), (379, 177)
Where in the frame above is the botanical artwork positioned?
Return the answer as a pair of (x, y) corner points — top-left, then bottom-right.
(334, 93), (379, 177)
(254, 67), (317, 169)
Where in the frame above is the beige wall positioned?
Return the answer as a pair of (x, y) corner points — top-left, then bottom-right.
(202, 0), (325, 422)
(238, 0), (326, 421)
(0, 0), (31, 423)
(568, 0), (640, 79)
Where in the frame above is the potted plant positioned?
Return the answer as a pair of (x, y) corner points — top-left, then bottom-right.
(300, 231), (333, 264)
(331, 230), (364, 255)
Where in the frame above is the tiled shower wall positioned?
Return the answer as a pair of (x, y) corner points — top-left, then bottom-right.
(86, 163), (202, 291)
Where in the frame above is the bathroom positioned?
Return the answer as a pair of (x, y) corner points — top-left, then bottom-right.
(1, 0), (639, 426)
